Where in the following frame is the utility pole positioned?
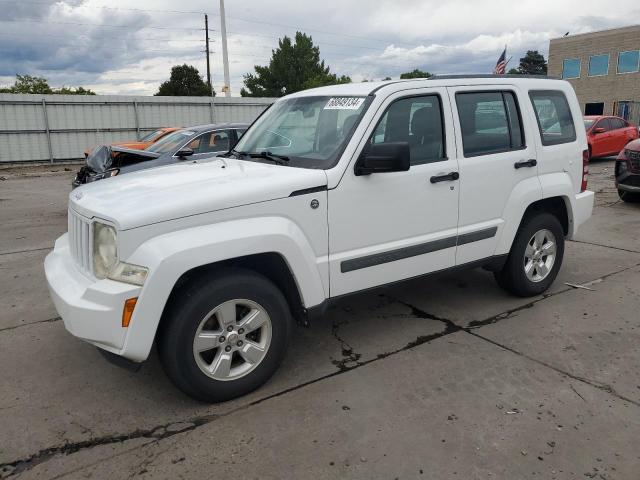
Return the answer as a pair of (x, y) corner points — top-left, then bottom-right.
(204, 14), (213, 96)
(219, 0), (231, 97)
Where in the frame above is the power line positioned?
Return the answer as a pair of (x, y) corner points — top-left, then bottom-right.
(0, 18), (209, 31)
(0, 32), (206, 43)
(0, 0), (422, 50)
(0, 0), (205, 15)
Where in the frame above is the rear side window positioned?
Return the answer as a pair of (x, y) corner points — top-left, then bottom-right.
(529, 90), (577, 146)
(456, 91), (525, 157)
(610, 118), (626, 130)
(370, 95), (446, 165)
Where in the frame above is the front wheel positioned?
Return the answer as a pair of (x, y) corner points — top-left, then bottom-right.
(158, 268), (292, 402)
(494, 213), (565, 297)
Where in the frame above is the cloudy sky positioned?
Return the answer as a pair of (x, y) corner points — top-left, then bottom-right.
(0, 0), (638, 96)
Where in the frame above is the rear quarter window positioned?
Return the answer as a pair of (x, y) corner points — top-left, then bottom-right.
(529, 90), (577, 146)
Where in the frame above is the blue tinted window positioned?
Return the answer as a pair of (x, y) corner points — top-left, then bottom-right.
(618, 50), (639, 74)
(562, 58), (580, 79)
(588, 54), (609, 76)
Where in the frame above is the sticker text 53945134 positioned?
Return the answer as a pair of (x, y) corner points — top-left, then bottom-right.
(324, 97), (365, 110)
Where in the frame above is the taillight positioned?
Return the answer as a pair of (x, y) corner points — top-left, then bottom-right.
(581, 149), (589, 192)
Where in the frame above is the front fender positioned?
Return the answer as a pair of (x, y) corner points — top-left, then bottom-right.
(120, 217), (326, 361)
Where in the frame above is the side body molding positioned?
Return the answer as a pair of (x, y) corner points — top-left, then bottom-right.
(121, 217), (326, 361)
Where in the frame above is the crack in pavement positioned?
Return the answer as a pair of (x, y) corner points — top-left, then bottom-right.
(0, 246), (53, 256)
(468, 260), (640, 329)
(2, 260), (639, 477)
(568, 239), (640, 254)
(467, 331), (640, 408)
(330, 312), (362, 371)
(0, 316), (61, 334)
(0, 417), (214, 478)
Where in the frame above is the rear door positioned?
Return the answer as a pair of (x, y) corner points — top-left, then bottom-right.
(448, 86), (539, 265)
(611, 118), (637, 152)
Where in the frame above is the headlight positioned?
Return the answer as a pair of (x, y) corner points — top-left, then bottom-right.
(93, 222), (118, 279)
(87, 169), (119, 183)
(619, 160), (628, 173)
(92, 222), (148, 286)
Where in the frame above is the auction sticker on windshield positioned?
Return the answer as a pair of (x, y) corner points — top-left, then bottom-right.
(324, 97), (365, 110)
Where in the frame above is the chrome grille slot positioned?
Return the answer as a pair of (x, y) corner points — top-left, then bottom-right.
(68, 209), (92, 275)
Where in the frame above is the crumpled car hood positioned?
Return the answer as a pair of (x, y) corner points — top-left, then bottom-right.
(86, 145), (161, 172)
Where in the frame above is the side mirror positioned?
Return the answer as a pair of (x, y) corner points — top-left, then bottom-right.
(593, 127), (606, 134)
(176, 148), (194, 158)
(355, 142), (410, 176)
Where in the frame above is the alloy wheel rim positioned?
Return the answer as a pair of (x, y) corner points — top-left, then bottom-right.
(523, 229), (557, 283)
(192, 299), (272, 381)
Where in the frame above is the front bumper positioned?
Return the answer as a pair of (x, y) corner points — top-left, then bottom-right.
(45, 234), (142, 358)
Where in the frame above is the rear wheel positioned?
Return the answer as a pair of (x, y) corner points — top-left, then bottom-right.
(494, 212), (564, 297)
(158, 268), (292, 402)
(618, 189), (640, 203)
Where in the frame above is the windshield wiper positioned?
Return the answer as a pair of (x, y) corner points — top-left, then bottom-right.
(246, 151), (290, 166)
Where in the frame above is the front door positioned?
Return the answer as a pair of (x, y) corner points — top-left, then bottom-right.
(328, 88), (459, 297)
(590, 118), (613, 157)
(448, 86), (540, 265)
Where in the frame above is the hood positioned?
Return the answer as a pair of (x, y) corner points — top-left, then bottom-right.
(69, 158), (328, 230)
(624, 138), (640, 151)
(86, 145), (160, 173)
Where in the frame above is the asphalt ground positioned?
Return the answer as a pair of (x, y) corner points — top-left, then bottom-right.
(0, 159), (638, 479)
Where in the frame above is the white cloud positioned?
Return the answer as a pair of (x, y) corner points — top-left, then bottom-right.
(1, 0), (639, 94)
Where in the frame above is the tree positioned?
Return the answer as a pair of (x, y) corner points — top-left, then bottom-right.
(2, 74), (53, 94)
(55, 86), (96, 95)
(399, 69), (433, 79)
(241, 32), (351, 97)
(156, 64), (213, 96)
(0, 75), (96, 94)
(512, 50), (547, 75)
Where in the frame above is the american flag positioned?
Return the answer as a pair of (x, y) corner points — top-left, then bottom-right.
(493, 47), (507, 74)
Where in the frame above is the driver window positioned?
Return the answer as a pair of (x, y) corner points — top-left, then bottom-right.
(187, 131), (232, 154)
(186, 136), (202, 151)
(370, 95), (445, 165)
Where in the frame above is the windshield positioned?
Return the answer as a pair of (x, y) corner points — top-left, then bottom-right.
(583, 119), (595, 130)
(232, 96), (370, 168)
(139, 129), (166, 142)
(145, 130), (196, 154)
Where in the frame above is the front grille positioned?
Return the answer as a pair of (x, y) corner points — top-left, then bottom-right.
(68, 209), (92, 275)
(625, 149), (640, 172)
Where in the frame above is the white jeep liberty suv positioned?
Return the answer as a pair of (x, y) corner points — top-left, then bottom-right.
(45, 76), (594, 402)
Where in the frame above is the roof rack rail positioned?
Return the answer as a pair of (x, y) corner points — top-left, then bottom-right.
(427, 74), (559, 80)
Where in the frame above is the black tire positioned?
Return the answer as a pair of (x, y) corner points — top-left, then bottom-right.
(618, 189), (640, 203)
(157, 268), (292, 403)
(494, 212), (565, 297)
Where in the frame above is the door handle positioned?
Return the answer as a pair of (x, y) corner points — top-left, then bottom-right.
(430, 171), (459, 183)
(514, 159), (537, 169)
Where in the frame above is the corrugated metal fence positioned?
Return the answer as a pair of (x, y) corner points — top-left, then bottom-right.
(0, 94), (275, 163)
